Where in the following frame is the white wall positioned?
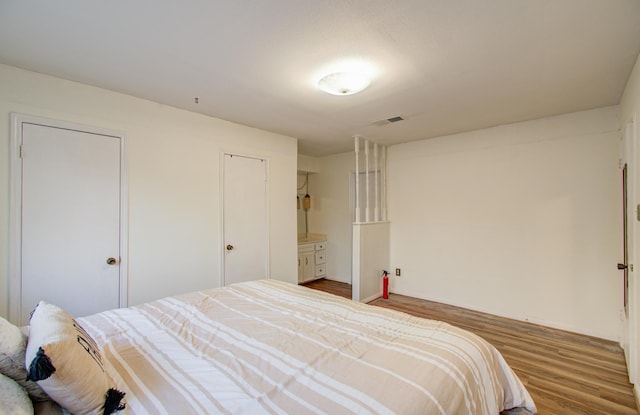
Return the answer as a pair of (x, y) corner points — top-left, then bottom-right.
(622, 55), (640, 127)
(301, 107), (624, 341)
(307, 152), (355, 283)
(0, 64), (298, 319)
(388, 106), (622, 340)
(620, 52), (640, 398)
(352, 222), (389, 302)
(297, 155), (320, 173)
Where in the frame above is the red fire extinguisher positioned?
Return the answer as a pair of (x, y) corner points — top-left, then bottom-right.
(382, 270), (389, 299)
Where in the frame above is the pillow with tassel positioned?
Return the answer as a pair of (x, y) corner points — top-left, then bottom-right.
(25, 301), (126, 415)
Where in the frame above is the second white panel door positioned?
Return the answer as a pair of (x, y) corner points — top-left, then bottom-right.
(223, 154), (268, 285)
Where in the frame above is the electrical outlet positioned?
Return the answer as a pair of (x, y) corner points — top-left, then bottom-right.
(395, 268), (401, 276)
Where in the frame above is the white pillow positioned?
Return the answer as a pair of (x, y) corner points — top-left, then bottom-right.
(0, 316), (50, 401)
(0, 372), (33, 415)
(25, 301), (126, 415)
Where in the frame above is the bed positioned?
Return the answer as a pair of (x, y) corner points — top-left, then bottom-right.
(22, 279), (536, 414)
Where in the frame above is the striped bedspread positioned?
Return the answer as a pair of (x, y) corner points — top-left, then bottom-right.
(79, 280), (536, 415)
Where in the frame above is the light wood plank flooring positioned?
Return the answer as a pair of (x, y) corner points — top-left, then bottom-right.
(302, 278), (638, 415)
(302, 278), (352, 298)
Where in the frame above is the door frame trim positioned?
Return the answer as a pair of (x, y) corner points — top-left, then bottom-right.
(219, 151), (270, 287)
(621, 112), (638, 386)
(8, 113), (129, 323)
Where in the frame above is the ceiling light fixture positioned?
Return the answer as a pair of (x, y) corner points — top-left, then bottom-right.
(317, 71), (371, 96)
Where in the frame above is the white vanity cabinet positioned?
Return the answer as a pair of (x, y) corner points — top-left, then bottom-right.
(298, 241), (326, 283)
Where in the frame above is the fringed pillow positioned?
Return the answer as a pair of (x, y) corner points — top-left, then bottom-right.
(0, 372), (33, 415)
(25, 301), (126, 415)
(0, 316), (50, 401)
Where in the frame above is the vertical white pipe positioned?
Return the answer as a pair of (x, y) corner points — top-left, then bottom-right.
(364, 139), (370, 223)
(374, 143), (379, 222)
(382, 145), (387, 221)
(354, 136), (360, 223)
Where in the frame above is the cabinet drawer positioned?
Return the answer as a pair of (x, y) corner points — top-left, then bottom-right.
(315, 264), (326, 277)
(315, 242), (326, 251)
(315, 250), (326, 265)
(298, 243), (314, 253)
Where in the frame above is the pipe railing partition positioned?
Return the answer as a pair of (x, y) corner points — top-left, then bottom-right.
(354, 135), (387, 224)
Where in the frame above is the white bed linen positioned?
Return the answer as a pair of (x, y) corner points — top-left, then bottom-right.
(79, 280), (536, 415)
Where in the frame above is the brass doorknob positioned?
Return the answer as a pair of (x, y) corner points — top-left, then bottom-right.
(226, 244), (234, 251)
(106, 257), (118, 265)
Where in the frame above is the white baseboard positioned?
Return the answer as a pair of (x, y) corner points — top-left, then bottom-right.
(390, 288), (617, 341)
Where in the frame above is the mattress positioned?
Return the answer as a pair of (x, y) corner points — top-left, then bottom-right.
(79, 279), (536, 414)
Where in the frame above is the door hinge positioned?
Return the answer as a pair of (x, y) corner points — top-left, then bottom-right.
(19, 144), (23, 159)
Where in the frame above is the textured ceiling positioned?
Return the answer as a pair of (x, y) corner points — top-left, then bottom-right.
(1, 0), (639, 156)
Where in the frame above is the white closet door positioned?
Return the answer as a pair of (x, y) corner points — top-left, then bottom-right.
(20, 123), (122, 323)
(223, 154), (268, 285)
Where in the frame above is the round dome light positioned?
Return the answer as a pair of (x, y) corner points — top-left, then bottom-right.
(317, 72), (371, 96)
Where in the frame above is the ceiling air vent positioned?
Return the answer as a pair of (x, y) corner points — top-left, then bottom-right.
(371, 115), (405, 126)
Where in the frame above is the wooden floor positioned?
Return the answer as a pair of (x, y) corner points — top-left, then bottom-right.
(302, 278), (352, 298)
(302, 279), (638, 415)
